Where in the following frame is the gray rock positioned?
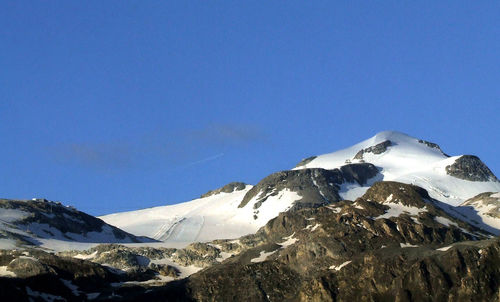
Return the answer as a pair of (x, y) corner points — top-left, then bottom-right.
(418, 139), (450, 156)
(353, 140), (392, 159)
(445, 155), (498, 182)
(201, 182), (248, 198)
(239, 163), (380, 211)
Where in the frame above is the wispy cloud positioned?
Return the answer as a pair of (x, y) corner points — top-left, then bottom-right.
(185, 153), (225, 167)
(53, 142), (134, 172)
(49, 123), (266, 172)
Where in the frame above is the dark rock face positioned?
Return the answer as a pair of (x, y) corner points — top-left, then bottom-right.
(339, 164), (380, 186)
(418, 139), (450, 157)
(354, 140), (392, 159)
(445, 155), (498, 182)
(294, 156), (317, 168)
(200, 182), (248, 198)
(238, 163), (380, 210)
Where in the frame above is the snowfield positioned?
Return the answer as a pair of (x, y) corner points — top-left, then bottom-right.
(100, 186), (302, 247)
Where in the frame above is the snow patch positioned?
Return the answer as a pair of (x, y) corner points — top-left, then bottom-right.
(329, 260), (352, 271)
(434, 216), (459, 228)
(73, 251), (98, 260)
(400, 243), (419, 248)
(310, 224), (321, 232)
(250, 250), (277, 263)
(437, 245), (453, 251)
(61, 279), (81, 296)
(87, 293), (100, 300)
(375, 203), (427, 220)
(26, 286), (63, 302)
(279, 232), (298, 248)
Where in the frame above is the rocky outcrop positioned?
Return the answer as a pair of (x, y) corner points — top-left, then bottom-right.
(294, 156), (317, 168)
(238, 164), (379, 209)
(200, 182), (248, 198)
(418, 139), (450, 156)
(445, 155), (498, 182)
(353, 140), (392, 160)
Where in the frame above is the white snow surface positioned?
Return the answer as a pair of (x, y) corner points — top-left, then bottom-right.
(294, 131), (500, 205)
(100, 186), (302, 247)
(437, 245), (453, 252)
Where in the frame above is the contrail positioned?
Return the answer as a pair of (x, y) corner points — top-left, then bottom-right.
(186, 153), (225, 166)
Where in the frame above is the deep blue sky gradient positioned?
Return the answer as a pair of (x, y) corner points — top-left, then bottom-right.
(1, 1), (499, 215)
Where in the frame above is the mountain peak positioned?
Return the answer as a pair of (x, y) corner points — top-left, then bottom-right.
(293, 131), (500, 205)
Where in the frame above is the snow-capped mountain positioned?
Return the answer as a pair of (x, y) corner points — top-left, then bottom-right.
(294, 131), (500, 205)
(0, 198), (153, 251)
(3, 130), (500, 301)
(100, 131), (500, 247)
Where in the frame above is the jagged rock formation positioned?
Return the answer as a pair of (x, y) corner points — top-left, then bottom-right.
(446, 155), (498, 182)
(353, 140), (392, 159)
(200, 182), (248, 198)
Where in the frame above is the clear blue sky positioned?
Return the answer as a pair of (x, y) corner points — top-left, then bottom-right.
(1, 1), (499, 215)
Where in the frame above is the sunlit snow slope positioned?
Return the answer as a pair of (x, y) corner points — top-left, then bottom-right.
(100, 185), (301, 247)
(294, 131), (500, 206)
